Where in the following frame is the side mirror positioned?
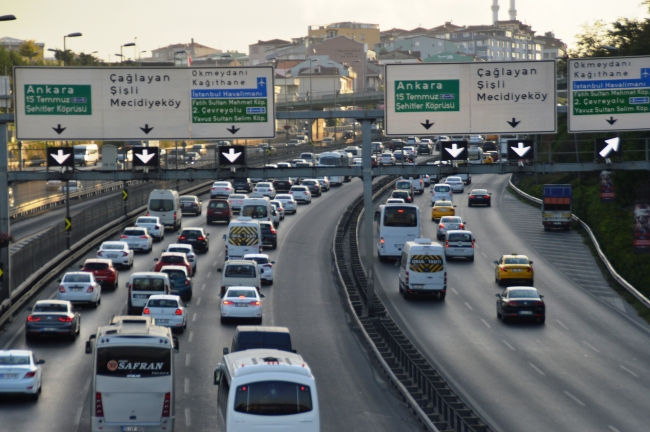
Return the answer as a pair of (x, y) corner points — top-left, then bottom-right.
(214, 365), (223, 385)
(37, 359), (45, 365)
(173, 336), (180, 353)
(222, 234), (226, 241)
(271, 261), (276, 264)
(260, 293), (266, 298)
(153, 258), (158, 262)
(292, 349), (297, 353)
(223, 347), (229, 355)
(57, 279), (62, 283)
(207, 233), (210, 236)
(493, 261), (499, 265)
(495, 293), (502, 298)
(529, 261), (533, 265)
(464, 222), (467, 225)
(85, 334), (96, 354)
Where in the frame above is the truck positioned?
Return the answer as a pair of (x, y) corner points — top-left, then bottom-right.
(542, 184), (572, 231)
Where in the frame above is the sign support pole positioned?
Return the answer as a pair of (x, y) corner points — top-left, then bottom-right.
(66, 180), (71, 249)
(361, 118), (376, 317)
(0, 118), (12, 303)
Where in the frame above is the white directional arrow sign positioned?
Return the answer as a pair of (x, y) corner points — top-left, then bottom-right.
(445, 143), (465, 158)
(50, 149), (71, 165)
(599, 137), (620, 158)
(135, 149), (156, 165)
(222, 147), (242, 163)
(511, 142), (531, 157)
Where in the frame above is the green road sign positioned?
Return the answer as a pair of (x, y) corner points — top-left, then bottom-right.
(394, 80), (460, 113)
(572, 89), (650, 116)
(24, 84), (92, 115)
(191, 98), (268, 123)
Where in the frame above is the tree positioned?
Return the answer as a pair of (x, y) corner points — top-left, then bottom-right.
(18, 40), (41, 64)
(77, 52), (100, 66)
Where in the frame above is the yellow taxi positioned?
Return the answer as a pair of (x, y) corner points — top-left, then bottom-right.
(432, 199), (456, 221)
(494, 253), (534, 286)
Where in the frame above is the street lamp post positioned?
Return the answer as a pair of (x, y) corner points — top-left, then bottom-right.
(0, 15), (17, 21)
(63, 32), (82, 66)
(121, 42), (136, 65)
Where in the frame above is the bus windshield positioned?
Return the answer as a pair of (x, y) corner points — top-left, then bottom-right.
(234, 381), (313, 415)
(97, 346), (171, 378)
(383, 207), (417, 227)
(318, 156), (342, 166)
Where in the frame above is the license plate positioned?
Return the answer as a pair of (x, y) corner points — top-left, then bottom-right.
(235, 303), (248, 307)
(512, 269), (523, 272)
(71, 288), (82, 292)
(553, 222), (561, 225)
(134, 294), (150, 299)
(0, 374), (19, 379)
(156, 319), (169, 323)
(395, 244), (403, 249)
(454, 249), (465, 252)
(107, 254), (117, 258)
(122, 427), (145, 432)
(519, 311), (533, 315)
(411, 284), (424, 289)
(42, 328), (58, 332)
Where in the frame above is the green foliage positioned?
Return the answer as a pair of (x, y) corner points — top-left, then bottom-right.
(17, 40), (41, 63)
(326, 118), (339, 127)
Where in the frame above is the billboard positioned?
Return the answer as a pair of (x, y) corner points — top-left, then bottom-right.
(633, 203), (650, 252)
(599, 171), (615, 203)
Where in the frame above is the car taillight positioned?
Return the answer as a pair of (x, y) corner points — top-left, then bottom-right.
(263, 264), (272, 268)
(405, 271), (409, 284)
(500, 267), (507, 272)
(59, 316), (74, 322)
(155, 225), (160, 230)
(445, 240), (449, 248)
(223, 300), (234, 305)
(380, 237), (385, 245)
(527, 267), (533, 273)
(95, 392), (104, 417)
(173, 212), (177, 220)
(143, 308), (150, 315)
(120, 235), (128, 239)
(97, 251), (103, 257)
(161, 392), (171, 417)
(27, 315), (40, 322)
(471, 240), (475, 249)
(250, 301), (261, 306)
(179, 236), (186, 240)
(288, 191), (292, 194)
(23, 371), (36, 379)
(225, 188), (230, 191)
(122, 252), (128, 257)
(86, 286), (94, 293)
(469, 195), (476, 198)
(197, 236), (205, 241)
(211, 187), (216, 191)
(254, 188), (258, 191)
(533, 301), (544, 306)
(140, 236), (148, 239)
(59, 286), (66, 293)
(175, 309), (183, 315)
(270, 226), (276, 234)
(145, 212), (150, 216)
(459, 224), (464, 229)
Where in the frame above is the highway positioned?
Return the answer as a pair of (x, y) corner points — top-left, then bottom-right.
(360, 173), (650, 432)
(0, 179), (418, 432)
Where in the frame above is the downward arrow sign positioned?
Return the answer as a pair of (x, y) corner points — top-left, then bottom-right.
(222, 147), (242, 163)
(445, 143), (465, 158)
(420, 119), (434, 130)
(599, 137), (620, 158)
(506, 118), (521, 128)
(139, 124), (154, 134)
(227, 125), (240, 135)
(135, 149), (156, 164)
(50, 149), (71, 165)
(511, 142), (531, 157)
(52, 124), (66, 135)
(605, 116), (618, 125)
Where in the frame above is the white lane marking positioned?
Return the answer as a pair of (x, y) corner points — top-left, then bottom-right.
(564, 391), (586, 407)
(608, 426), (621, 432)
(74, 377), (92, 430)
(451, 288), (459, 295)
(218, 251), (223, 258)
(529, 363), (546, 376)
(185, 354), (191, 367)
(201, 283), (206, 291)
(619, 365), (639, 378)
(207, 272), (212, 278)
(2, 327), (24, 350)
(556, 319), (569, 330)
(481, 252), (487, 258)
(464, 302), (473, 311)
(49, 292), (56, 299)
(196, 297), (202, 306)
(502, 340), (516, 351)
(188, 331), (194, 343)
(74, 406), (84, 429)
(192, 313), (197, 322)
(213, 261), (218, 267)
(184, 378), (190, 394)
(185, 408), (191, 426)
(480, 319), (491, 328)
(583, 341), (600, 353)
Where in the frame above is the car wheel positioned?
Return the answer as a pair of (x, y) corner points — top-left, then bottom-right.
(469, 255), (474, 262)
(30, 388), (40, 401)
(25, 333), (35, 342)
(92, 298), (100, 309)
(220, 317), (227, 324)
(501, 314), (508, 323)
(529, 279), (534, 286)
(438, 292), (446, 301)
(488, 203), (491, 207)
(497, 309), (502, 319)
(268, 279), (273, 285)
(538, 317), (545, 324)
(272, 242), (277, 250)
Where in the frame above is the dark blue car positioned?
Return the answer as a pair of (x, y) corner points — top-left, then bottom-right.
(161, 267), (193, 301)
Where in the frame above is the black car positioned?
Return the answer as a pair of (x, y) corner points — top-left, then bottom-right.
(300, 179), (322, 197)
(468, 189), (491, 207)
(273, 178), (294, 192)
(25, 300), (81, 341)
(343, 131), (357, 140)
(178, 227), (210, 253)
(417, 143), (432, 154)
(260, 221), (277, 249)
(482, 141), (497, 152)
(179, 195), (202, 216)
(390, 190), (413, 203)
(496, 287), (545, 324)
(232, 177), (253, 193)
(388, 139), (406, 151)
(224, 326), (294, 354)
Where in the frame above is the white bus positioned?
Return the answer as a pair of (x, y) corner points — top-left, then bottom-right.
(317, 151), (352, 185)
(85, 316), (179, 432)
(374, 203), (421, 261)
(214, 349), (320, 432)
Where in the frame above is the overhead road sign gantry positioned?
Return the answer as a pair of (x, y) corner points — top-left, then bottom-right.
(385, 60), (556, 135)
(568, 56), (650, 132)
(219, 145), (246, 167)
(14, 66), (275, 140)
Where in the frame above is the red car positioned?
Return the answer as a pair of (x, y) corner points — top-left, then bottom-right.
(80, 258), (118, 289)
(207, 199), (231, 224)
(154, 252), (193, 276)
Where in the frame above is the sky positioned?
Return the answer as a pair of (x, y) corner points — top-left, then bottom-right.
(3, 0), (649, 62)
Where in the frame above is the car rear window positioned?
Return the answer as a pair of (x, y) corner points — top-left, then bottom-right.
(224, 265), (256, 278)
(0, 356), (30, 365)
(435, 201), (452, 207)
(149, 199), (174, 212)
(84, 262), (109, 270)
(137, 218), (157, 224)
(226, 290), (257, 298)
(34, 303), (68, 313)
(434, 186), (450, 192)
(102, 243), (125, 250)
(504, 258), (529, 265)
(167, 247), (190, 255)
(244, 256), (269, 264)
(440, 217), (461, 223)
(162, 256), (185, 263)
(132, 278), (166, 291)
(509, 290), (539, 299)
(209, 201), (228, 209)
(472, 190), (488, 195)
(448, 233), (472, 242)
(147, 299), (179, 308)
(163, 270), (186, 279)
(181, 230), (203, 237)
(125, 229), (146, 236)
(63, 274), (91, 283)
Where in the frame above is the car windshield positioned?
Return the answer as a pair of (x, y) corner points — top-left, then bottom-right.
(509, 290), (540, 299)
(504, 258), (529, 265)
(34, 303), (68, 313)
(102, 243), (125, 250)
(448, 233), (472, 242)
(224, 265), (256, 277)
(84, 262), (109, 270)
(147, 299), (179, 308)
(0, 355), (30, 365)
(63, 274), (91, 283)
(226, 290), (257, 298)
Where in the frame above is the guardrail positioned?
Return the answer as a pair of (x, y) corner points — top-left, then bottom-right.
(333, 174), (493, 432)
(508, 175), (650, 310)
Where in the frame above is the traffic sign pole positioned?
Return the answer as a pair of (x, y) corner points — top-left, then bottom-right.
(66, 180), (71, 249)
(0, 117), (11, 303)
(361, 118), (376, 317)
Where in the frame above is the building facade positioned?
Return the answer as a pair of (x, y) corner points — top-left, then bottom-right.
(308, 22), (380, 49)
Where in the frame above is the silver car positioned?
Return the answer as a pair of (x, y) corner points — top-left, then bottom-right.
(436, 216), (465, 240)
(445, 176), (465, 193)
(134, 216), (164, 241)
(444, 230), (475, 261)
(120, 227), (153, 253)
(57, 272), (102, 307)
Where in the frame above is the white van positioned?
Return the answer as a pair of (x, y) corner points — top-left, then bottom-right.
(223, 218), (263, 261)
(217, 260), (262, 296)
(126, 272), (171, 314)
(240, 197), (272, 223)
(343, 146), (361, 157)
(148, 189), (183, 231)
(399, 239), (446, 300)
(431, 183), (453, 205)
(73, 143), (99, 166)
(401, 175), (425, 194)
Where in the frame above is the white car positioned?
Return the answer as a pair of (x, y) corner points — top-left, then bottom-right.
(275, 194), (297, 214)
(166, 243), (197, 274)
(444, 230), (475, 261)
(252, 182), (276, 199)
(143, 295), (187, 333)
(243, 253), (275, 285)
(134, 216), (164, 241)
(0, 350), (45, 400)
(270, 203), (281, 227)
(352, 157), (362, 166)
(437, 216), (465, 240)
(380, 153), (396, 165)
(57, 272), (102, 307)
(97, 241), (134, 269)
(270, 200), (285, 220)
(276, 162), (292, 168)
(220, 286), (263, 323)
(445, 176), (465, 193)
(228, 194), (248, 213)
(289, 185), (311, 203)
(403, 146), (417, 158)
(120, 227), (153, 253)
(316, 176), (331, 191)
(386, 198), (405, 204)
(423, 175), (431, 187)
(210, 181), (233, 198)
